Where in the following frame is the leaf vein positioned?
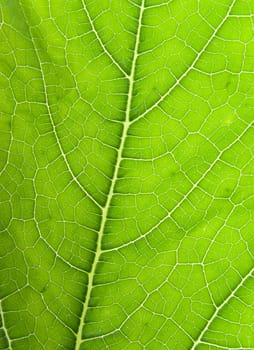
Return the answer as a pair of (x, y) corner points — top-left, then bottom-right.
(81, 0), (129, 78)
(130, 0), (237, 124)
(74, 1), (146, 348)
(103, 117), (254, 252)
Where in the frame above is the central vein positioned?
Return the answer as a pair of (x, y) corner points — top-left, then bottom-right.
(75, 1), (145, 348)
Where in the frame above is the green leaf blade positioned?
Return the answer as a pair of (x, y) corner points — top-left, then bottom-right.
(1, 0), (254, 349)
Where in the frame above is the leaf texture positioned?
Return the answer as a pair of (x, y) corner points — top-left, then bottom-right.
(1, 0), (254, 349)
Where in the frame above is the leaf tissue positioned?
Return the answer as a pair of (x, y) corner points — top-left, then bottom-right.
(1, 0), (254, 349)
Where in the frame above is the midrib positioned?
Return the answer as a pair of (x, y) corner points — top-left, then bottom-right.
(74, 1), (145, 348)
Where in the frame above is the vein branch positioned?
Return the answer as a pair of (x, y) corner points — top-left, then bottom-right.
(21, 9), (103, 210)
(191, 266), (254, 350)
(0, 300), (12, 350)
(81, 0), (129, 78)
(130, 0), (237, 125)
(103, 117), (254, 253)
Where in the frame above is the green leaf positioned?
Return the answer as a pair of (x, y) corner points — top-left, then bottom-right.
(1, 0), (254, 349)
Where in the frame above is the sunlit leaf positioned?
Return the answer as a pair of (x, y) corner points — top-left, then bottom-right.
(1, 0), (254, 349)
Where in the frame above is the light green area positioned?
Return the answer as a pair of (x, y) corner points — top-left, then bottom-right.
(1, 0), (254, 349)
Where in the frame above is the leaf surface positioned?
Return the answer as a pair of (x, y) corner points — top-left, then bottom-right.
(1, 0), (254, 349)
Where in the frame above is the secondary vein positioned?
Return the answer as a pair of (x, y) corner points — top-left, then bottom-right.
(130, 0), (237, 125)
(81, 0), (129, 78)
(74, 0), (145, 348)
(0, 300), (13, 350)
(191, 265), (254, 350)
